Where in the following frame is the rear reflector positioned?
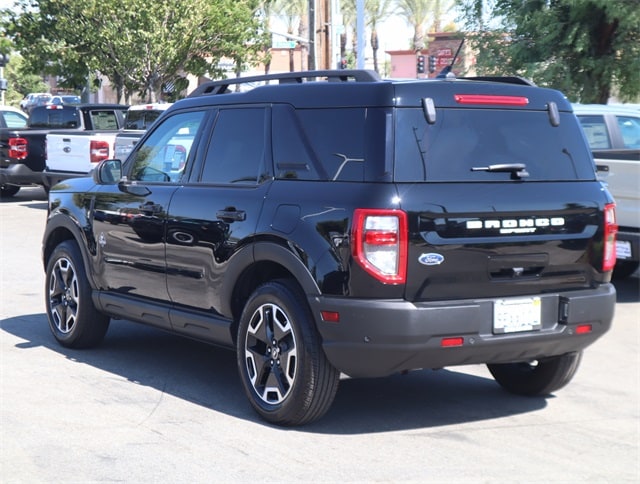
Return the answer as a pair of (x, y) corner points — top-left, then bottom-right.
(320, 311), (340, 323)
(454, 94), (529, 106)
(441, 337), (464, 347)
(575, 324), (592, 335)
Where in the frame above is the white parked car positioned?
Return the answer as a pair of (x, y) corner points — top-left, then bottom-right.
(0, 105), (28, 129)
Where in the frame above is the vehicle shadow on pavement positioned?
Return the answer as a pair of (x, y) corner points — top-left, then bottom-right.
(0, 187), (47, 206)
(2, 313), (548, 433)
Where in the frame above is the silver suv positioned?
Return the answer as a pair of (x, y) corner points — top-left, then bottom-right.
(574, 104), (640, 278)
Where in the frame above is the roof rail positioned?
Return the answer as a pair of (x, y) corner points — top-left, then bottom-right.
(188, 69), (382, 97)
(458, 76), (536, 87)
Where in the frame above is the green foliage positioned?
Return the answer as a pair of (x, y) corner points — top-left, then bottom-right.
(2, 0), (268, 103)
(456, 0), (640, 103)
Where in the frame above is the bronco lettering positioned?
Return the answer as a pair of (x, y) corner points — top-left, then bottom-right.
(466, 217), (565, 232)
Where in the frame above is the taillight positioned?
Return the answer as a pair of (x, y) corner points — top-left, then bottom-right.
(8, 137), (28, 159)
(352, 209), (408, 284)
(90, 140), (110, 163)
(602, 203), (617, 272)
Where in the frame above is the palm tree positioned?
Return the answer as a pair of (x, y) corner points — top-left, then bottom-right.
(271, 0), (306, 71)
(396, 0), (434, 51)
(431, 0), (455, 32)
(367, 0), (395, 73)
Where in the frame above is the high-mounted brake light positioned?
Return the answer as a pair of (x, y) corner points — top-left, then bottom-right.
(90, 140), (110, 163)
(602, 203), (618, 272)
(454, 94), (529, 106)
(8, 137), (28, 160)
(352, 209), (408, 284)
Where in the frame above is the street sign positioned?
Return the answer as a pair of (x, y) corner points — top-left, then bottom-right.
(273, 41), (297, 49)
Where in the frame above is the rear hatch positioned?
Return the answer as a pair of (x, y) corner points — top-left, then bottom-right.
(393, 81), (614, 302)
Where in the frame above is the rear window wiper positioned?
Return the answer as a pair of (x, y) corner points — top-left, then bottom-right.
(471, 163), (530, 179)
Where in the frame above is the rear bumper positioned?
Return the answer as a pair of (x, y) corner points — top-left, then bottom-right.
(310, 284), (616, 378)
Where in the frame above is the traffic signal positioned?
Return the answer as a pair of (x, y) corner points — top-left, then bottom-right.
(416, 55), (425, 74)
(339, 58), (347, 69)
(429, 55), (436, 73)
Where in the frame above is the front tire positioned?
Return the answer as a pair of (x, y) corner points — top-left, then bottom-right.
(45, 240), (110, 348)
(487, 351), (582, 396)
(237, 279), (339, 426)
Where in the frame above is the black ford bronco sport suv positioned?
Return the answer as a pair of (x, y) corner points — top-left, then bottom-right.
(43, 70), (617, 426)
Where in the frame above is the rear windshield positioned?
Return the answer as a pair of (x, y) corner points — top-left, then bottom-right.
(28, 108), (80, 128)
(394, 108), (596, 182)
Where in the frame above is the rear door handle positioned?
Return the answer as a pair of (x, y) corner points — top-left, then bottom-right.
(216, 209), (246, 222)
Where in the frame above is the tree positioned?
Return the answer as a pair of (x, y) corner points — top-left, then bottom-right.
(456, 0), (640, 103)
(4, 0), (268, 103)
(397, 0), (435, 51)
(367, 0), (395, 73)
(270, 0), (306, 71)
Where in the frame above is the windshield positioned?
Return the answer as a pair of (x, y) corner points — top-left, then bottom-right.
(394, 108), (596, 182)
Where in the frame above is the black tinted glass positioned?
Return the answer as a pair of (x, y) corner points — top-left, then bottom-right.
(200, 108), (267, 184)
(395, 109), (596, 182)
(28, 108), (79, 128)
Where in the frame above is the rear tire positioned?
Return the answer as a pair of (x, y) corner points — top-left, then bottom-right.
(0, 184), (20, 198)
(237, 279), (339, 426)
(487, 351), (582, 396)
(613, 260), (639, 279)
(45, 240), (110, 348)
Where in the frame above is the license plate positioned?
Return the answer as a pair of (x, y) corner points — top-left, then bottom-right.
(493, 297), (541, 334)
(616, 240), (632, 260)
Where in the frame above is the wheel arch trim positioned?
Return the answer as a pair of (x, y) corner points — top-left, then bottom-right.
(42, 211), (98, 289)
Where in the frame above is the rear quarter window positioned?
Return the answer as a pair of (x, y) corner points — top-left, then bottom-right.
(395, 108), (596, 182)
(271, 105), (388, 182)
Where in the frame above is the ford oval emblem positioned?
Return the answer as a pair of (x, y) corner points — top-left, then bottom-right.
(418, 253), (444, 266)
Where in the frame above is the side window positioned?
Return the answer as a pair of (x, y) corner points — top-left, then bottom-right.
(129, 110), (204, 183)
(617, 115), (640, 149)
(577, 115), (611, 149)
(200, 108), (268, 184)
(3, 111), (27, 129)
(272, 105), (322, 180)
(297, 108), (366, 181)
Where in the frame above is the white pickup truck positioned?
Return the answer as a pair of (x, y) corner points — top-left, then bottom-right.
(113, 103), (171, 161)
(574, 104), (640, 278)
(44, 104), (128, 187)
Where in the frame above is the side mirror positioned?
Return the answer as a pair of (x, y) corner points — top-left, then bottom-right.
(93, 159), (122, 184)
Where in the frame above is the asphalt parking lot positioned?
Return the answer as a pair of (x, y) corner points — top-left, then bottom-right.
(1, 187), (639, 483)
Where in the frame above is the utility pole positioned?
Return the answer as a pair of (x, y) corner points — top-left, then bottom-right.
(308, 0), (316, 70)
(356, 0), (365, 69)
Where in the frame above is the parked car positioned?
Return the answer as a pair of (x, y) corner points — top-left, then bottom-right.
(43, 70), (616, 426)
(0, 106), (28, 129)
(47, 94), (82, 106)
(20, 92), (49, 112)
(573, 104), (640, 278)
(24, 93), (53, 114)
